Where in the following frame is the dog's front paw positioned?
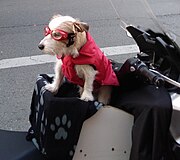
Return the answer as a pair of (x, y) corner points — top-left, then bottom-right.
(45, 83), (59, 94)
(80, 91), (94, 101)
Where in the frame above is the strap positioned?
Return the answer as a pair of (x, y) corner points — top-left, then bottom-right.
(66, 33), (75, 47)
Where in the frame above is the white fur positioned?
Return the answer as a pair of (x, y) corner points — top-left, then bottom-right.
(75, 65), (97, 101)
(49, 16), (76, 30)
(45, 59), (64, 94)
(38, 15), (112, 104)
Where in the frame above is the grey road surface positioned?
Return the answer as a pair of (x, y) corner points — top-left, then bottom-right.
(0, 0), (180, 131)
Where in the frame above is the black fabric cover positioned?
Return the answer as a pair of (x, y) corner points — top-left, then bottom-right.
(0, 130), (44, 160)
(27, 74), (103, 160)
(110, 72), (174, 160)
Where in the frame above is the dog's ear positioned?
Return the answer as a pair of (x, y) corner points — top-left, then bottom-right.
(73, 21), (89, 32)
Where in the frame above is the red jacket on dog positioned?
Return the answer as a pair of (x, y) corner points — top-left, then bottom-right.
(60, 32), (119, 87)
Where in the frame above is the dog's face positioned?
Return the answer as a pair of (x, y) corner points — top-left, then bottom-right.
(38, 15), (89, 58)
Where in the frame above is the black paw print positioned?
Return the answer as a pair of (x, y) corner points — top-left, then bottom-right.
(50, 114), (72, 140)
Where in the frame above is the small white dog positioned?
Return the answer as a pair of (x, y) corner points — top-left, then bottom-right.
(38, 14), (119, 104)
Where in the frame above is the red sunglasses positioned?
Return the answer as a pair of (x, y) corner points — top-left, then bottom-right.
(44, 26), (69, 41)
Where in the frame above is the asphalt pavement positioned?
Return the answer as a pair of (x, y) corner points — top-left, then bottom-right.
(0, 0), (180, 131)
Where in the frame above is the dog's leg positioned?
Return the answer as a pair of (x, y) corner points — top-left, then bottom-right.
(78, 86), (84, 96)
(45, 59), (64, 94)
(98, 86), (112, 105)
(75, 65), (97, 101)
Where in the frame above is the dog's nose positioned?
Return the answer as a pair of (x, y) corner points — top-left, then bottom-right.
(38, 44), (45, 50)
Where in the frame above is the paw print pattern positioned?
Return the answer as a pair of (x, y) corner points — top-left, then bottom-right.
(35, 103), (40, 123)
(40, 111), (48, 155)
(50, 114), (72, 140)
(36, 75), (43, 83)
(34, 86), (46, 124)
(34, 83), (38, 96)
(69, 145), (76, 157)
(40, 112), (48, 136)
(34, 75), (48, 96)
(94, 101), (104, 110)
(40, 86), (46, 106)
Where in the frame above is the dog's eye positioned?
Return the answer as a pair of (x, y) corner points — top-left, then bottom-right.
(52, 31), (62, 39)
